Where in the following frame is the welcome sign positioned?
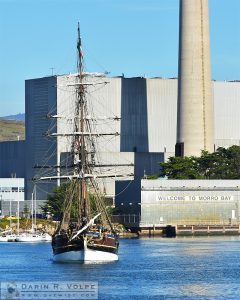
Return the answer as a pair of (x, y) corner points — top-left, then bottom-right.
(156, 195), (234, 201)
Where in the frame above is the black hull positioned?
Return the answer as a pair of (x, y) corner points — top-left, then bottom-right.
(52, 233), (84, 256)
(87, 244), (118, 255)
(52, 232), (119, 257)
(87, 234), (119, 255)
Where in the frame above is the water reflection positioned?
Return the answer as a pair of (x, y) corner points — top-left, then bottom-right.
(180, 283), (216, 297)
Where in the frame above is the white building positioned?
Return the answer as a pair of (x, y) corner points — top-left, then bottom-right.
(140, 179), (240, 226)
(0, 178), (24, 201)
(0, 178), (24, 216)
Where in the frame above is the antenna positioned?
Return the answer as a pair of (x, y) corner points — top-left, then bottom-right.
(50, 67), (55, 76)
(143, 169), (147, 179)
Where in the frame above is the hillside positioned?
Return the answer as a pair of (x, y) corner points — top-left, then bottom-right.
(0, 113), (25, 122)
(0, 119), (25, 141)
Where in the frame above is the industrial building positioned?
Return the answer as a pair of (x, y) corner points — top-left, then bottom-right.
(114, 178), (240, 231)
(0, 178), (24, 216)
(140, 179), (240, 226)
(1, 75), (240, 204)
(24, 75), (240, 202)
(0, 141), (25, 179)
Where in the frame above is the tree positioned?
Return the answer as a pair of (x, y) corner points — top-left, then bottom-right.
(198, 148), (229, 179)
(41, 184), (70, 220)
(41, 182), (101, 220)
(160, 156), (202, 179)
(225, 145), (240, 178)
(22, 202), (29, 218)
(160, 145), (240, 180)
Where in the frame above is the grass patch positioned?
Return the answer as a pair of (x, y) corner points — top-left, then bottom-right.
(0, 120), (25, 141)
(0, 218), (56, 231)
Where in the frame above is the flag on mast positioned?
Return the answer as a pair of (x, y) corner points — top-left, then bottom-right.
(77, 22), (83, 58)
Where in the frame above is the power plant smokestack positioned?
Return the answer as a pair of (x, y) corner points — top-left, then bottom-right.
(175, 0), (214, 157)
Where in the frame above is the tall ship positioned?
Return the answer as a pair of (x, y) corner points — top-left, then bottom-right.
(35, 24), (133, 262)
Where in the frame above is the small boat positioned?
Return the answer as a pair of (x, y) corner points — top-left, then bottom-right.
(0, 235), (10, 242)
(15, 232), (52, 243)
(15, 233), (43, 243)
(7, 234), (18, 242)
(41, 233), (52, 242)
(15, 187), (52, 243)
(0, 234), (17, 242)
(0, 230), (18, 242)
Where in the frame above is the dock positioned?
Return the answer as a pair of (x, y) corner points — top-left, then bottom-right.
(111, 215), (240, 237)
(176, 224), (240, 235)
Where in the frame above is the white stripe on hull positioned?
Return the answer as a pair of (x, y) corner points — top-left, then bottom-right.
(84, 248), (118, 262)
(53, 248), (118, 263)
(53, 249), (84, 262)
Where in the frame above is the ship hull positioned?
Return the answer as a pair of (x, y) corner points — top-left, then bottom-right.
(52, 233), (118, 263)
(53, 247), (118, 263)
(53, 249), (84, 262)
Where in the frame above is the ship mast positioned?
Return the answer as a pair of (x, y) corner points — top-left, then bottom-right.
(76, 22), (87, 225)
(34, 24), (133, 233)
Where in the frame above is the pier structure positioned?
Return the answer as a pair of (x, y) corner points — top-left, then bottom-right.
(114, 179), (240, 236)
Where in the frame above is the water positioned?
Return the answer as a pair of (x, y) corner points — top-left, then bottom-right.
(1, 236), (240, 299)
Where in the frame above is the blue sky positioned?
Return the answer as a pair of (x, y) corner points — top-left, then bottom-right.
(0, 0), (239, 116)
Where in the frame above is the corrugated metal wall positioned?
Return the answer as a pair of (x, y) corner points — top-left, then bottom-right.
(121, 77), (149, 152)
(141, 179), (240, 225)
(25, 76), (57, 200)
(147, 78), (177, 152)
(214, 81), (240, 148)
(0, 141), (25, 178)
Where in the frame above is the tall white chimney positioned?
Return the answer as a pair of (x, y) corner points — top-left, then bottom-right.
(175, 0), (214, 157)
